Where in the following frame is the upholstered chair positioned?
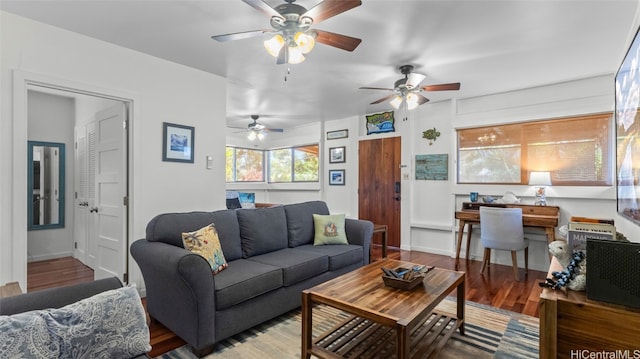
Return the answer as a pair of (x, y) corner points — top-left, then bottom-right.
(479, 206), (529, 281)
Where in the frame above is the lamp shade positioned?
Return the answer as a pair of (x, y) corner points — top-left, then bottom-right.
(528, 171), (551, 186)
(264, 35), (285, 57)
(389, 95), (403, 109)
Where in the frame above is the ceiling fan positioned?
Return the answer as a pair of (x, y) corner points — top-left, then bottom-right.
(233, 115), (284, 141)
(211, 0), (362, 65)
(360, 65), (461, 110)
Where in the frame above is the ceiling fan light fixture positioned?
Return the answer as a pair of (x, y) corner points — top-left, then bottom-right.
(247, 131), (257, 141)
(257, 132), (265, 140)
(389, 95), (403, 110)
(287, 45), (306, 64)
(294, 31), (315, 54)
(406, 93), (420, 110)
(264, 34), (285, 57)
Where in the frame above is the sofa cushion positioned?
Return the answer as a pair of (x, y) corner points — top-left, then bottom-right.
(182, 224), (228, 274)
(237, 206), (288, 258)
(0, 286), (150, 358)
(313, 213), (348, 245)
(294, 244), (364, 271)
(247, 248), (328, 286)
(146, 210), (242, 261)
(284, 201), (330, 247)
(213, 259), (283, 310)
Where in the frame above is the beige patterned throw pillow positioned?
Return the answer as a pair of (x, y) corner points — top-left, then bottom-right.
(182, 224), (228, 274)
(313, 214), (348, 245)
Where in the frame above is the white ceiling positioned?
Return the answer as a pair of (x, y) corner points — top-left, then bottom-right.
(2, 0), (639, 131)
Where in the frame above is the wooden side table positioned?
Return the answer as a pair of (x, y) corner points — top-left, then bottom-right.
(372, 224), (388, 259)
(539, 258), (640, 358)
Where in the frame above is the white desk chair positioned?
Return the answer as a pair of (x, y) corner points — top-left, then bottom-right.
(479, 206), (529, 281)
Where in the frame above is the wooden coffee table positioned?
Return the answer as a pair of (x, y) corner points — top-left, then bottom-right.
(302, 259), (465, 359)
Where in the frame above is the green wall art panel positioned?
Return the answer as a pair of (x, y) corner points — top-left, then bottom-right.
(415, 154), (448, 180)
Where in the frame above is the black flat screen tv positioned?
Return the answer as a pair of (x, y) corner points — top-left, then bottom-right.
(616, 25), (640, 226)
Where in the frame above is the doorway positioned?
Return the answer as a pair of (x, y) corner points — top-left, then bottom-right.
(358, 136), (402, 248)
(25, 84), (130, 290)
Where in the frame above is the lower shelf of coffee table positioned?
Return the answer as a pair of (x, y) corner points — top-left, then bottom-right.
(310, 311), (462, 359)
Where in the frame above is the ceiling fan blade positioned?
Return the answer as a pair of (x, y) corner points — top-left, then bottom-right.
(415, 93), (430, 106)
(422, 82), (461, 91)
(265, 128), (284, 133)
(212, 29), (273, 42)
(276, 45), (287, 65)
(359, 86), (394, 91)
(406, 73), (426, 89)
(370, 94), (396, 105)
(302, 0), (362, 24)
(241, 0), (284, 19)
(314, 30), (362, 52)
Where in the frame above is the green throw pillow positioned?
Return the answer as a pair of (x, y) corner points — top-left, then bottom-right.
(313, 214), (348, 245)
(182, 223), (228, 274)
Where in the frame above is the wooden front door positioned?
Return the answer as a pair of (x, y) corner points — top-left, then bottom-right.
(358, 136), (401, 248)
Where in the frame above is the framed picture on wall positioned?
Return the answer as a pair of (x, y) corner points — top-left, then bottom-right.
(162, 122), (194, 163)
(329, 146), (346, 164)
(327, 129), (348, 140)
(329, 169), (345, 185)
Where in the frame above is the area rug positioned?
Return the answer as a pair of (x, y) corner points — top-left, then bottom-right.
(159, 297), (539, 358)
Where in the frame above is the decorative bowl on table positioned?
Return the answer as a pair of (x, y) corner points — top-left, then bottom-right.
(482, 196), (496, 203)
(381, 267), (425, 290)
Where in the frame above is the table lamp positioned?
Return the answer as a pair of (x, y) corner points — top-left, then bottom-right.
(529, 171), (551, 206)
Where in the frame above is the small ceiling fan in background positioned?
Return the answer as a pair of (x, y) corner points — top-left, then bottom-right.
(360, 65), (461, 110)
(211, 0), (362, 65)
(231, 115), (284, 141)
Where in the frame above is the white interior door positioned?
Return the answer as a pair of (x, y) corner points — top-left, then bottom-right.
(73, 124), (90, 267)
(93, 103), (127, 281)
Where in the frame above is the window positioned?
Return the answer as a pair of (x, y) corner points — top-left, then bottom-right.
(457, 113), (613, 185)
(226, 147), (264, 182)
(225, 144), (319, 183)
(268, 144), (319, 183)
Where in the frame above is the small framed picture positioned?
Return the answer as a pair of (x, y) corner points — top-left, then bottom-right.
(326, 129), (348, 140)
(329, 146), (346, 164)
(329, 169), (345, 185)
(163, 122), (194, 163)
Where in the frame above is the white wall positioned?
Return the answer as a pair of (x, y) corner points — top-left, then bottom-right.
(1, 11), (227, 290)
(26, 90), (75, 262)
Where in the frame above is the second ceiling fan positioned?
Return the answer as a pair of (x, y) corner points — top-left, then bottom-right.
(360, 65), (461, 110)
(211, 0), (362, 65)
(232, 115), (284, 141)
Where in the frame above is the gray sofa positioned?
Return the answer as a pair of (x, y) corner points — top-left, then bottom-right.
(0, 277), (150, 358)
(131, 200), (373, 357)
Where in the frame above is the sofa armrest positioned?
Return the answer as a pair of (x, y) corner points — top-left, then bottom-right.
(345, 218), (373, 264)
(130, 239), (216, 351)
(0, 277), (122, 316)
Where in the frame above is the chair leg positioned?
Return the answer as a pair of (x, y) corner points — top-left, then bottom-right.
(481, 248), (491, 273)
(524, 247), (529, 274)
(511, 251), (519, 281)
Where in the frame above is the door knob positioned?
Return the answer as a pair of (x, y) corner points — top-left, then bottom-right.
(395, 196), (400, 201)
(89, 207), (98, 213)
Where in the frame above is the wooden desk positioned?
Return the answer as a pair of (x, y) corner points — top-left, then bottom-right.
(454, 202), (559, 267)
(539, 258), (640, 358)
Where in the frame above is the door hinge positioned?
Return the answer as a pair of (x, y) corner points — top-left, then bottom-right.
(123, 273), (128, 283)
(123, 196), (128, 206)
(74, 242), (77, 249)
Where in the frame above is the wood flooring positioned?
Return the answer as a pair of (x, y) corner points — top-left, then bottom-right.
(23, 247), (548, 358)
